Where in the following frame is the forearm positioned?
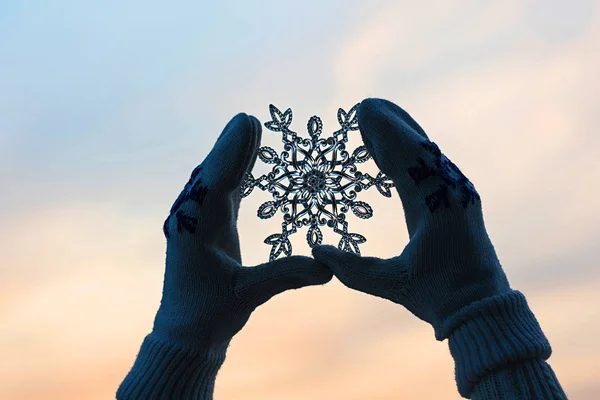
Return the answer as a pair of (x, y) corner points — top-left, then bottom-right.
(117, 333), (227, 400)
(471, 359), (567, 399)
(444, 291), (566, 399)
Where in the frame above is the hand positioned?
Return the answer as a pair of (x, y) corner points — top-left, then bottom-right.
(312, 99), (550, 397)
(155, 113), (333, 353)
(313, 98), (510, 335)
(117, 113), (332, 399)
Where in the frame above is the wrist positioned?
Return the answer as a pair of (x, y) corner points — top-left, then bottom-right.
(117, 333), (228, 400)
(151, 296), (242, 354)
(471, 359), (567, 399)
(441, 291), (552, 398)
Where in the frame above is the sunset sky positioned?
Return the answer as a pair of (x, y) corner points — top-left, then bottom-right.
(1, 1), (599, 399)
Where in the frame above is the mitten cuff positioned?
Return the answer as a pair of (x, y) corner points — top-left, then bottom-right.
(117, 333), (227, 400)
(471, 359), (567, 399)
(441, 290), (552, 398)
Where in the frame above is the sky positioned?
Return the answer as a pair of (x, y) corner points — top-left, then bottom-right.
(1, 0), (599, 398)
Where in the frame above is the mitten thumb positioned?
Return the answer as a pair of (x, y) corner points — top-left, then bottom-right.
(312, 245), (409, 304)
(236, 256), (333, 309)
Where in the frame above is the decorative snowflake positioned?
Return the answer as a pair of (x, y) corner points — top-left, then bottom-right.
(240, 104), (394, 261)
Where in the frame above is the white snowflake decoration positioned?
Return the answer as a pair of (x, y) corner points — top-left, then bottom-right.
(241, 104), (394, 261)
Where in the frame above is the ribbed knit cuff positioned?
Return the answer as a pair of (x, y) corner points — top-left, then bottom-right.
(442, 290), (552, 398)
(471, 359), (567, 400)
(117, 334), (227, 400)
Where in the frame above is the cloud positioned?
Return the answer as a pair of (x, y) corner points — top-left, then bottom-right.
(327, 0), (600, 288)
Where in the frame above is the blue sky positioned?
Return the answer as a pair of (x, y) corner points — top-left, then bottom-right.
(1, 1), (599, 398)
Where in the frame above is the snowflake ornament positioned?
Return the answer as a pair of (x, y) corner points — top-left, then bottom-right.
(240, 104), (395, 261)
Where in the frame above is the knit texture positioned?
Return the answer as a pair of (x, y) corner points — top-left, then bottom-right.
(117, 335), (226, 399)
(117, 113), (332, 399)
(312, 98), (564, 399)
(471, 359), (567, 400)
(447, 291), (554, 397)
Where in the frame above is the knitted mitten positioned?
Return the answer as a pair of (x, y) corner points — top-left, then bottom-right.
(312, 99), (555, 398)
(117, 113), (332, 399)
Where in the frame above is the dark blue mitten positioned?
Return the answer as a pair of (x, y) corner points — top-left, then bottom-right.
(117, 114), (332, 399)
(313, 99), (561, 398)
